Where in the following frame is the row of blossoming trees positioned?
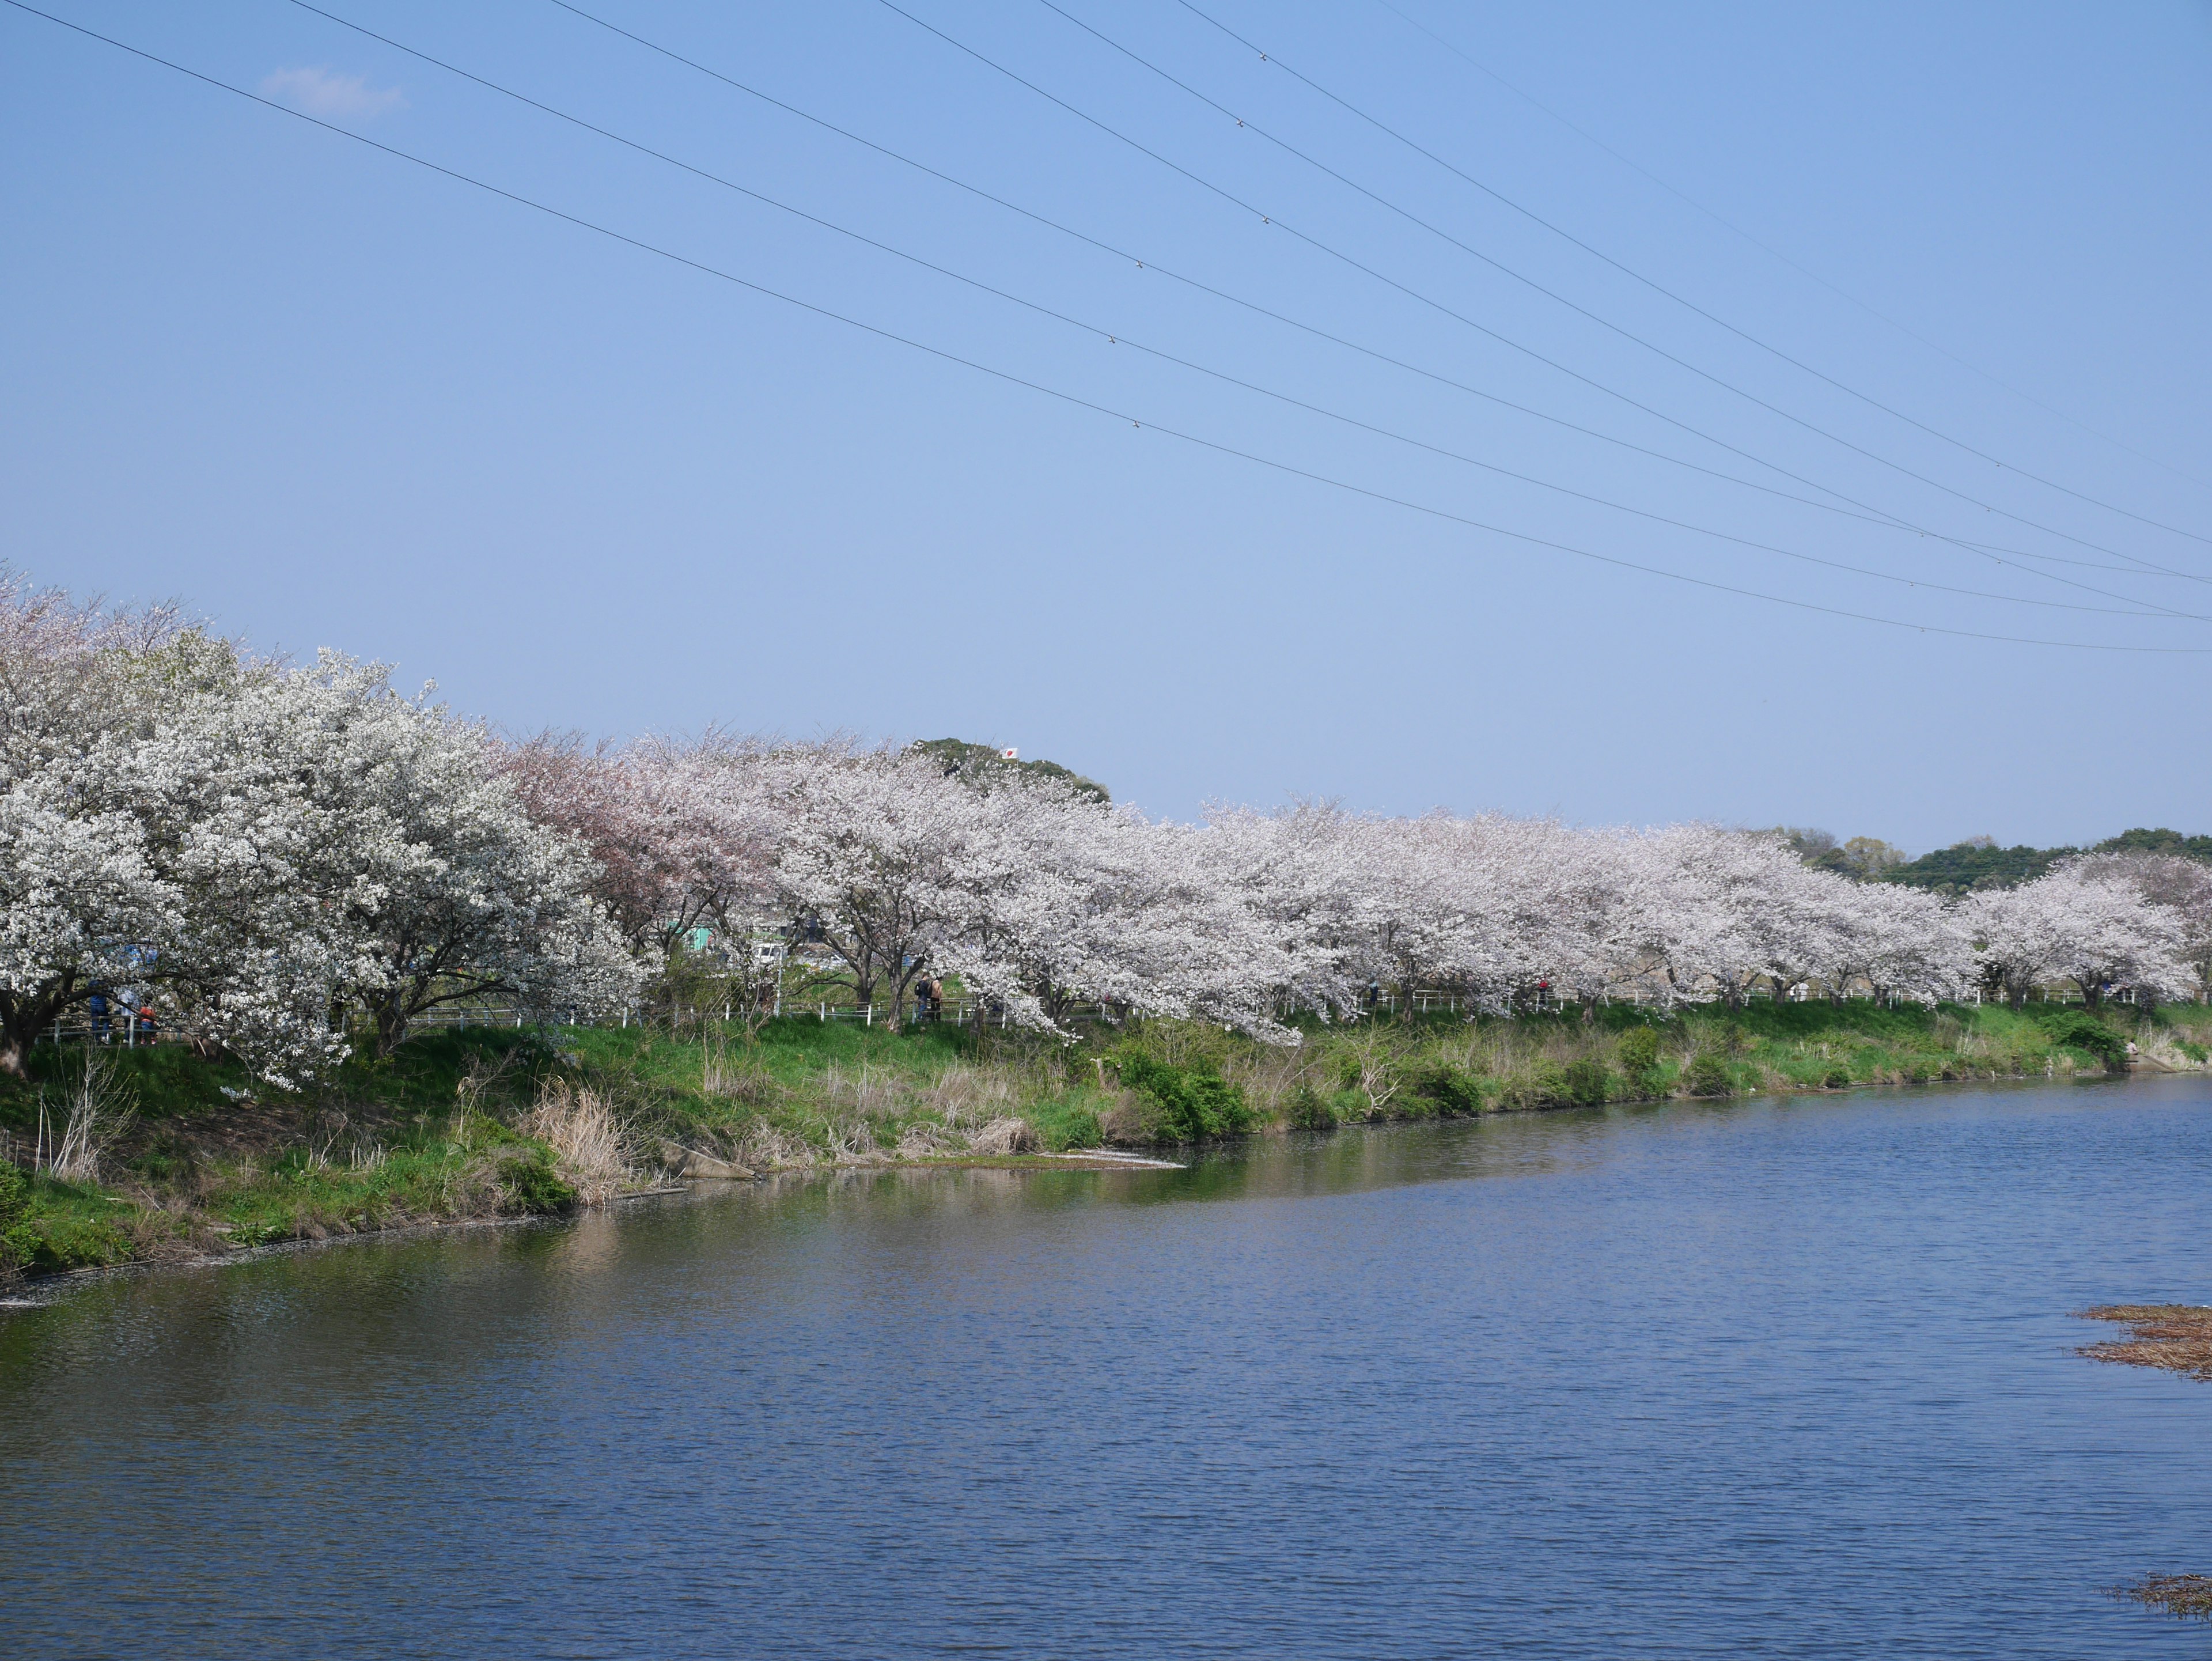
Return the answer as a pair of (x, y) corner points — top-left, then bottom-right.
(5, 576), (2209, 1087)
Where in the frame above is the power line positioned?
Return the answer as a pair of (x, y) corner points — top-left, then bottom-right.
(275, 0), (2203, 624)
(1165, 0), (2212, 547)
(1013, 0), (2212, 570)
(872, 0), (2212, 590)
(10, 0), (2209, 654)
(1367, 0), (2212, 497)
(541, 0), (2212, 596)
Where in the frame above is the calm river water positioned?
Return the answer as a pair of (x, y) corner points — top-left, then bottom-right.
(3, 1076), (2209, 1658)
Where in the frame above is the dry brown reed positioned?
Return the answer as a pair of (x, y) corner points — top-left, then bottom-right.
(917, 1064), (1021, 1128)
(894, 1122), (962, 1159)
(734, 1118), (817, 1172)
(700, 1038), (778, 1104)
(2077, 1305), (2212, 1380)
(816, 1113), (883, 1163)
(965, 1117), (1039, 1156)
(526, 1082), (639, 1206)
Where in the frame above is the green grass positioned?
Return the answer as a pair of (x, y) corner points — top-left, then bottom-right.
(4, 999), (2205, 1280)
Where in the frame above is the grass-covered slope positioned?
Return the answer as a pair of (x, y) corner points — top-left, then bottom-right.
(4, 999), (2206, 1280)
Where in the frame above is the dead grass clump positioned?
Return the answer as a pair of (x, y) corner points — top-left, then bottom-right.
(819, 1115), (883, 1164)
(894, 1123), (961, 1160)
(1097, 1092), (1157, 1146)
(2111, 1576), (2212, 1621)
(809, 1062), (919, 1123)
(2077, 1305), (2212, 1380)
(525, 1083), (639, 1206)
(733, 1118), (816, 1172)
(918, 1064), (1019, 1128)
(966, 1117), (1038, 1156)
(701, 1040), (778, 1104)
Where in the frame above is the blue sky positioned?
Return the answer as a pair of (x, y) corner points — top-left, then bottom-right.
(6, 0), (2210, 849)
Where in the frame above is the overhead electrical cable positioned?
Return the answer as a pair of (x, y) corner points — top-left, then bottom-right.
(874, 0), (2208, 588)
(1368, 0), (2212, 496)
(12, 0), (2208, 655)
(1163, 0), (2212, 547)
(271, 0), (2202, 623)
(1014, 0), (2210, 570)
(541, 0), (2212, 595)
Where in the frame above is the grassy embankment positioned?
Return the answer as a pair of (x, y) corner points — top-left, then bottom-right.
(3, 998), (2206, 1280)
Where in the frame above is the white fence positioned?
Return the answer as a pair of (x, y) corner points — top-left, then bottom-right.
(27, 978), (2169, 1055)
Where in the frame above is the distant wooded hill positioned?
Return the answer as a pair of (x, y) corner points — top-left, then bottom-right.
(1883, 828), (2212, 895)
(909, 738), (1110, 805)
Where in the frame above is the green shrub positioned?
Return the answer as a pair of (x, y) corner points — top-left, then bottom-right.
(0, 1161), (30, 1276)
(1616, 1027), (1662, 1073)
(1284, 1084), (1337, 1133)
(498, 1153), (577, 1214)
(16, 1212), (134, 1273)
(1116, 1054), (1251, 1142)
(2179, 1041), (2209, 1064)
(1501, 1064), (1572, 1110)
(1562, 1059), (1609, 1106)
(2039, 1011), (2127, 1069)
(1823, 1066), (1852, 1088)
(1411, 1062), (1484, 1116)
(1682, 1053), (1733, 1097)
(1029, 1099), (1104, 1151)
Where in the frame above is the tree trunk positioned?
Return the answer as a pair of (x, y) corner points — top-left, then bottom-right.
(1, 992), (69, 1077)
(373, 999), (412, 1056)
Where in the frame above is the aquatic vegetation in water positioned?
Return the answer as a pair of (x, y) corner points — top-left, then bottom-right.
(2076, 1305), (2212, 1380)
(2110, 1575), (2212, 1621)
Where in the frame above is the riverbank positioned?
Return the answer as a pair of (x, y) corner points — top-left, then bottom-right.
(5, 998), (2206, 1279)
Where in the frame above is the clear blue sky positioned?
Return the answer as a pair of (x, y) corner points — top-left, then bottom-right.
(6, 0), (2210, 850)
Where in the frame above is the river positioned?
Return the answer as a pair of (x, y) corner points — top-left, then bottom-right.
(3, 1076), (2208, 1657)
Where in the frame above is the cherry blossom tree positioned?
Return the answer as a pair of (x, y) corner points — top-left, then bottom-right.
(507, 728), (783, 1001)
(1962, 866), (2190, 1008)
(930, 782), (1291, 1036)
(287, 665), (640, 1053)
(1807, 880), (1968, 1005)
(768, 746), (972, 1020)
(1616, 825), (1800, 1009)
(1199, 802), (1376, 1019)
(2065, 852), (2212, 1004)
(1505, 822), (1645, 1016)
(0, 572), (190, 1073)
